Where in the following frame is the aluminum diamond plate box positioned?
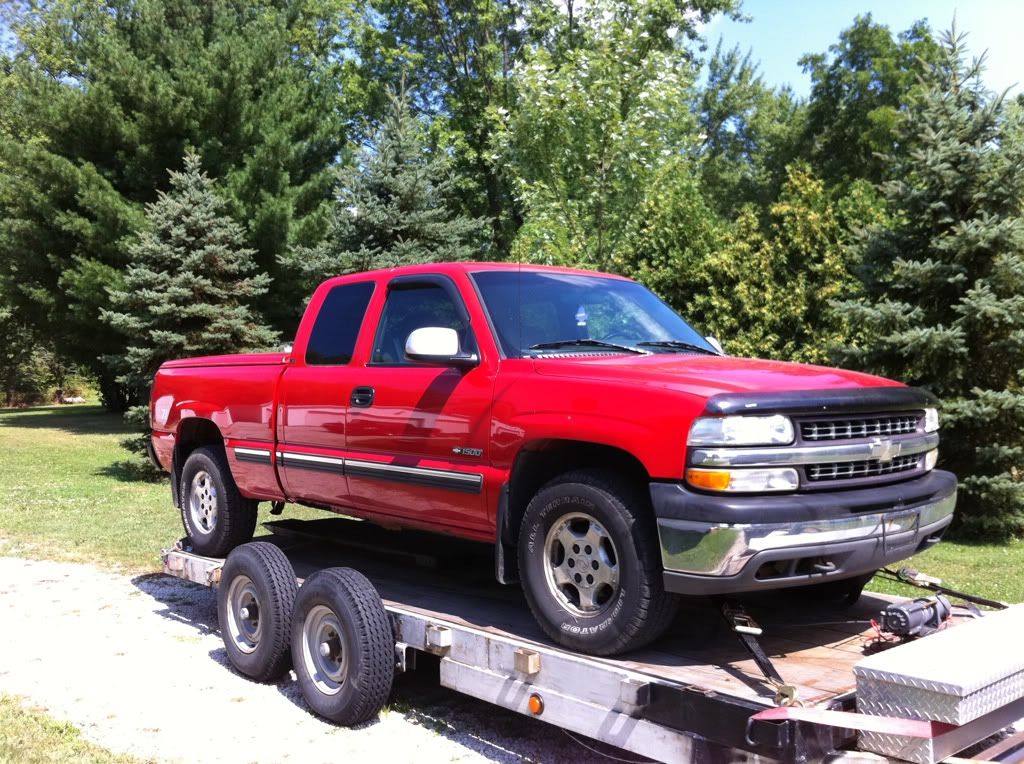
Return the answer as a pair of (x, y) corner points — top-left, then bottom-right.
(855, 604), (1024, 726)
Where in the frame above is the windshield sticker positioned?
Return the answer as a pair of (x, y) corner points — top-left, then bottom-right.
(575, 305), (588, 327)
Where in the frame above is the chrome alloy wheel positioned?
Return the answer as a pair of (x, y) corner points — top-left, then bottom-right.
(301, 605), (347, 696)
(188, 470), (218, 535)
(225, 575), (262, 655)
(543, 512), (620, 617)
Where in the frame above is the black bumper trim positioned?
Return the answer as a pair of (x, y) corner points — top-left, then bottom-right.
(650, 470), (957, 525)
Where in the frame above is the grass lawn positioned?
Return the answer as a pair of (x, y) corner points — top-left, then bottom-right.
(1, 404), (1022, 602)
(0, 405), (309, 571)
(0, 695), (142, 763)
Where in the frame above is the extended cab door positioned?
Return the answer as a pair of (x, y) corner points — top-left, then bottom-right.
(277, 279), (376, 505)
(343, 274), (495, 534)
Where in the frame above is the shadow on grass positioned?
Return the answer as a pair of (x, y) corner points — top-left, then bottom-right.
(0, 405), (130, 436)
(95, 460), (166, 483)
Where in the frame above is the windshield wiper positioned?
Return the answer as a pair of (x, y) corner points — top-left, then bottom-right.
(529, 339), (649, 355)
(637, 340), (721, 355)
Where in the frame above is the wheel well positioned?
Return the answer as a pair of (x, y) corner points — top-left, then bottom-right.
(171, 418), (224, 507)
(496, 440), (650, 583)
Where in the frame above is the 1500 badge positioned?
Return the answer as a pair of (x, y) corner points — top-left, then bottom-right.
(452, 447), (483, 457)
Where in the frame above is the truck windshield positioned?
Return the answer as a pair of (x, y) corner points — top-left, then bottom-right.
(470, 270), (718, 358)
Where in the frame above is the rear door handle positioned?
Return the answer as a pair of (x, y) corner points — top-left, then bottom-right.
(350, 386), (375, 408)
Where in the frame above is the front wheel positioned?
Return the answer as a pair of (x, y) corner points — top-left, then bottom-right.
(518, 470), (678, 656)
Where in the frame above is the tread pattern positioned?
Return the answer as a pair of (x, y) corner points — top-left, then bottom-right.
(292, 567), (394, 726)
(180, 445), (258, 556)
(321, 567), (394, 725)
(520, 468), (679, 656)
(218, 542), (297, 682)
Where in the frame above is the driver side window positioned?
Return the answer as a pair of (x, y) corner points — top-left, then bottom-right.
(372, 283), (475, 364)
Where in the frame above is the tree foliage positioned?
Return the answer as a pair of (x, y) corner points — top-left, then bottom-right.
(0, 0), (343, 405)
(798, 14), (941, 192)
(499, 0), (730, 271)
(833, 30), (1024, 537)
(285, 86), (484, 290)
(102, 153), (276, 456)
(693, 166), (870, 363)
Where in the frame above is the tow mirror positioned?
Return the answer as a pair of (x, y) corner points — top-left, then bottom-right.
(405, 327), (478, 367)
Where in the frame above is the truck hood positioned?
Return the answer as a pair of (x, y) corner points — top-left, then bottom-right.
(531, 353), (902, 398)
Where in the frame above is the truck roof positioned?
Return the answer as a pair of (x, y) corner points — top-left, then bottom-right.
(316, 261), (635, 290)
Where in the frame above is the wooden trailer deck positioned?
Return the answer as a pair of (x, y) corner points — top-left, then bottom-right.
(261, 516), (916, 711)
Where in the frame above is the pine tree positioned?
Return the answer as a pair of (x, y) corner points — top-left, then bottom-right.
(833, 29), (1024, 538)
(103, 152), (277, 459)
(285, 87), (483, 290)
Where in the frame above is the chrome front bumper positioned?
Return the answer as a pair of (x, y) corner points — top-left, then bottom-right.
(654, 473), (957, 594)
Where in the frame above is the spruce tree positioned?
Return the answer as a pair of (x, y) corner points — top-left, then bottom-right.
(103, 153), (277, 459)
(285, 87), (482, 289)
(833, 30), (1024, 538)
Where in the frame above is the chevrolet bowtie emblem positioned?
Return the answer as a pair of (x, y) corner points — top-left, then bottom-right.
(871, 438), (901, 463)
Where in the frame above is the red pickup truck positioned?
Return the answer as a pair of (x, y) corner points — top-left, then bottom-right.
(150, 263), (956, 655)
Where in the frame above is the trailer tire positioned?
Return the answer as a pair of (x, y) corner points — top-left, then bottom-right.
(217, 542), (297, 682)
(518, 469), (678, 656)
(180, 446), (258, 557)
(291, 567), (394, 726)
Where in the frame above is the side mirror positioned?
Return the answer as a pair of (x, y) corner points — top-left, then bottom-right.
(405, 327), (478, 367)
(705, 335), (725, 355)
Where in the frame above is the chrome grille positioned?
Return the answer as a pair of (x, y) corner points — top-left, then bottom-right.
(806, 454), (921, 482)
(800, 414), (919, 442)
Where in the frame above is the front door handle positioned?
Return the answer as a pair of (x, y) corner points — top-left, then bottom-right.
(350, 386), (375, 408)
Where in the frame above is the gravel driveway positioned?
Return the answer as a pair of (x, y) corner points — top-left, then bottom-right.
(0, 556), (614, 763)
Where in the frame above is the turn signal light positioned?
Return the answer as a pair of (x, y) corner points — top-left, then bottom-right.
(686, 467), (799, 493)
(686, 469), (732, 491)
(528, 693), (544, 715)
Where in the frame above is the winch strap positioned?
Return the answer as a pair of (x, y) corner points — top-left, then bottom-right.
(751, 706), (956, 739)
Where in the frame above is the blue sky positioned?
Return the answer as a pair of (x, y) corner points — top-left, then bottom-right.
(706, 0), (1024, 97)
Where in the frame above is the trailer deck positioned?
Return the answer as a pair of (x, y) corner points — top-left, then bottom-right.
(161, 517), (1023, 763)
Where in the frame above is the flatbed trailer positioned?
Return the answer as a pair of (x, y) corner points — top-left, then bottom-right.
(161, 517), (1024, 764)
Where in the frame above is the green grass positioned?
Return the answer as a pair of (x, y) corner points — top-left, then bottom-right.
(0, 695), (143, 763)
(866, 538), (1024, 604)
(0, 404), (1022, 603)
(0, 405), (309, 571)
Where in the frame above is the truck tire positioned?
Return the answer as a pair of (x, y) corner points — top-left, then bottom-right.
(217, 542), (297, 682)
(518, 470), (679, 656)
(290, 567), (395, 726)
(180, 446), (258, 557)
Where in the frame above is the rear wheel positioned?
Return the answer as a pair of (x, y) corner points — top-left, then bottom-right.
(217, 542), (297, 682)
(290, 567), (395, 726)
(518, 470), (678, 656)
(180, 446), (257, 557)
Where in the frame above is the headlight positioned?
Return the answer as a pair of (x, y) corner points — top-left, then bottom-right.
(924, 408), (940, 433)
(687, 467), (799, 493)
(925, 449), (938, 471)
(688, 415), (795, 446)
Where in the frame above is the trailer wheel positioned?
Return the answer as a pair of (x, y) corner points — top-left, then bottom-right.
(291, 567), (394, 726)
(518, 469), (679, 656)
(217, 542), (297, 682)
(180, 446), (257, 557)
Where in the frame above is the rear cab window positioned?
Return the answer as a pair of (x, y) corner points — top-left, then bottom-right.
(305, 281), (375, 365)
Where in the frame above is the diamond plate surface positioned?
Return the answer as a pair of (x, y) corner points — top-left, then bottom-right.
(855, 604), (1024, 725)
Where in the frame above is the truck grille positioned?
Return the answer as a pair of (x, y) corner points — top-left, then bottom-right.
(800, 414), (919, 442)
(806, 454), (921, 482)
